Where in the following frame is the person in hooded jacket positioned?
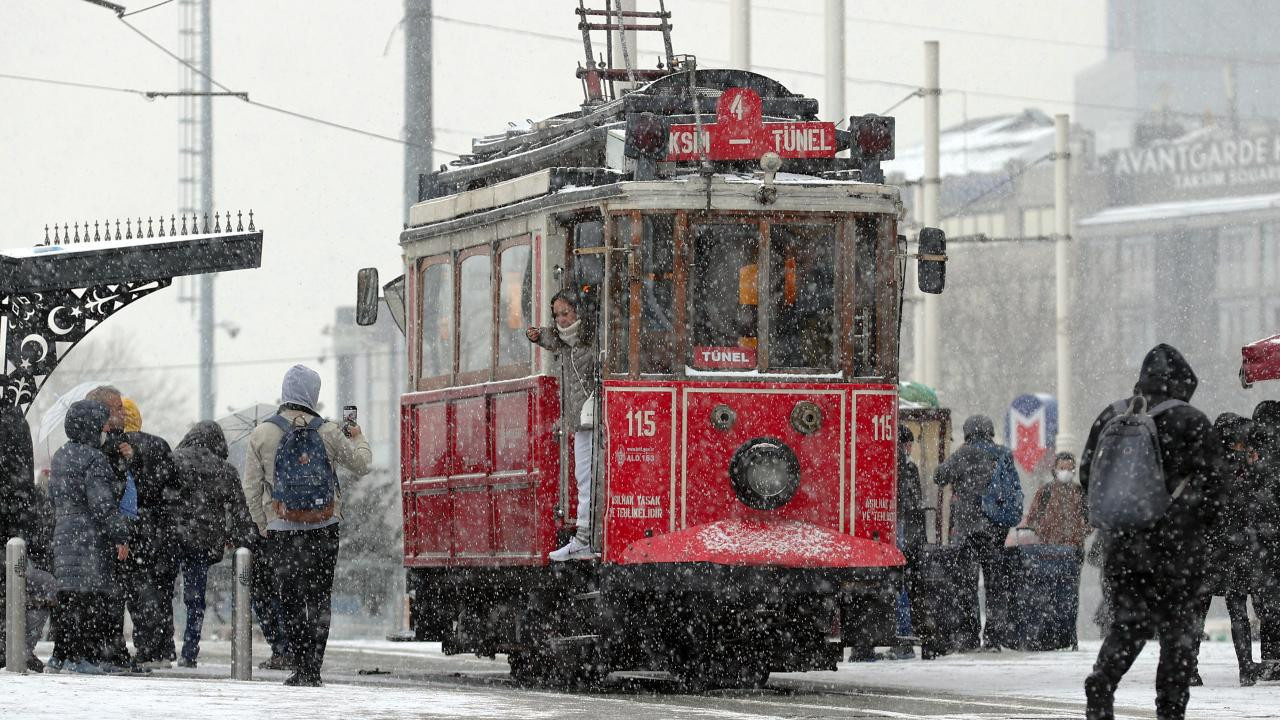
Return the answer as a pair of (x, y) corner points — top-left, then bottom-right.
(170, 420), (256, 668)
(933, 414), (1019, 651)
(242, 364), (372, 686)
(1249, 400), (1280, 679)
(47, 400), (130, 674)
(1080, 344), (1222, 720)
(527, 289), (600, 562)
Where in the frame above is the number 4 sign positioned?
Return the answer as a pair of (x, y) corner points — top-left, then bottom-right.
(666, 87), (837, 162)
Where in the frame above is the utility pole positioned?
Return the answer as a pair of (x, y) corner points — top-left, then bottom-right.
(610, 0), (638, 95)
(178, 0), (216, 421)
(919, 40), (940, 389)
(824, 0), (844, 125)
(404, 0), (433, 219)
(1054, 114), (1074, 451)
(730, 0), (750, 70)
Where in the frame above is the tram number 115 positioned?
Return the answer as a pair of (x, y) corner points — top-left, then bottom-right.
(870, 414), (894, 441)
(627, 409), (657, 437)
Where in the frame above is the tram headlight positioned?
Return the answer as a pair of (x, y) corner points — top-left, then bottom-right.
(729, 438), (800, 510)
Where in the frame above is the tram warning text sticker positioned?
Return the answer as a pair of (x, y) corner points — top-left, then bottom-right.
(853, 390), (897, 541)
(604, 386), (676, 563)
(667, 87), (837, 162)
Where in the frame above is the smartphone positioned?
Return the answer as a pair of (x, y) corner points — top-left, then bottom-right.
(342, 405), (357, 424)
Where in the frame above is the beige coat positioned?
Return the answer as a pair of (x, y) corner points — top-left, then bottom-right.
(241, 408), (372, 532)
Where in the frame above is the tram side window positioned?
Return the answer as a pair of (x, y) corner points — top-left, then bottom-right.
(688, 223), (759, 369)
(419, 259), (453, 379)
(853, 216), (880, 376)
(497, 243), (532, 368)
(768, 224), (836, 371)
(458, 252), (492, 375)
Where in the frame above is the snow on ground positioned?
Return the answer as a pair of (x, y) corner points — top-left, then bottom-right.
(802, 639), (1280, 719)
(3, 638), (1278, 719)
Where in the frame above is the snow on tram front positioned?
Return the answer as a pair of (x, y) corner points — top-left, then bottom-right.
(355, 9), (947, 689)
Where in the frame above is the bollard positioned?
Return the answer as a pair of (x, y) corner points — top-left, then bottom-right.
(5, 538), (27, 674)
(230, 547), (252, 680)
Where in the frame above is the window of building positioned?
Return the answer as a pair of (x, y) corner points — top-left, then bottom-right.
(497, 242), (532, 369)
(1116, 236), (1155, 302)
(1217, 225), (1260, 293)
(458, 251), (492, 375)
(1263, 223), (1280, 288)
(418, 258), (453, 380)
(1219, 298), (1262, 354)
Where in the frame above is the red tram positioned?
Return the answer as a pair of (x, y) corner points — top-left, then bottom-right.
(356, 9), (947, 687)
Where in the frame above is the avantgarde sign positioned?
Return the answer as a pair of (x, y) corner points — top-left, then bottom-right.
(1113, 134), (1280, 190)
(666, 87), (837, 162)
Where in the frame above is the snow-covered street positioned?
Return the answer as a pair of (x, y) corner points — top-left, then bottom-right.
(3, 638), (1278, 719)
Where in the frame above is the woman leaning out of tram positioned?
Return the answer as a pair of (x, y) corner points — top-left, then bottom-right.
(526, 288), (600, 561)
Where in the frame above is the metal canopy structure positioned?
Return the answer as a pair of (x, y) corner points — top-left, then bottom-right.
(0, 212), (263, 414)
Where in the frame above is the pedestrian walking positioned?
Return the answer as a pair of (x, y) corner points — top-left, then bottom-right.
(0, 407), (53, 673)
(1249, 400), (1280, 680)
(1081, 344), (1222, 720)
(932, 414), (1023, 651)
(47, 400), (131, 675)
(170, 421), (257, 668)
(242, 364), (372, 686)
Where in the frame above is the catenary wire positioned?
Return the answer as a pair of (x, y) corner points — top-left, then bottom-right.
(0, 72), (149, 97)
(119, 0), (174, 18)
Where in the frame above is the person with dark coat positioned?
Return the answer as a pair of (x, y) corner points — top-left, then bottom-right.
(1250, 400), (1280, 679)
(117, 398), (182, 668)
(47, 400), (130, 674)
(170, 420), (256, 667)
(885, 424), (926, 659)
(933, 414), (1018, 650)
(1080, 344), (1222, 720)
(0, 407), (53, 673)
(1187, 414), (1266, 686)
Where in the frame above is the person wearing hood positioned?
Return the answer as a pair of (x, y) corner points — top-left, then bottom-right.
(526, 288), (600, 562)
(933, 414), (1020, 651)
(884, 424), (926, 660)
(169, 420), (256, 668)
(1080, 344), (1222, 720)
(242, 364), (371, 686)
(47, 400), (130, 674)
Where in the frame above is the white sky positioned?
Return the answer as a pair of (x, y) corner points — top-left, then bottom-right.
(0, 0), (1106, 433)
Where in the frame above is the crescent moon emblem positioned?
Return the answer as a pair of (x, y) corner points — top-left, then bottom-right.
(48, 306), (77, 336)
(19, 334), (49, 363)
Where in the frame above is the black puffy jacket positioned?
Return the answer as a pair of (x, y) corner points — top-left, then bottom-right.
(49, 400), (129, 594)
(170, 422), (256, 563)
(1079, 344), (1222, 579)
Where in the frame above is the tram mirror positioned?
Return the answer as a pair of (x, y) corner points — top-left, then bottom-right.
(356, 267), (380, 325)
(383, 274), (406, 335)
(917, 227), (947, 295)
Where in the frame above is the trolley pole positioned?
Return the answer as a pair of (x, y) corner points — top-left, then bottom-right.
(730, 0), (750, 70)
(230, 547), (252, 679)
(610, 0), (638, 95)
(5, 538), (26, 674)
(919, 40), (941, 389)
(1054, 114), (1075, 452)
(824, 0), (845, 126)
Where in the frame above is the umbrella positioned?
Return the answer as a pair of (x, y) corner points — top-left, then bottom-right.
(216, 403), (279, 446)
(1241, 334), (1280, 388)
(37, 379), (114, 444)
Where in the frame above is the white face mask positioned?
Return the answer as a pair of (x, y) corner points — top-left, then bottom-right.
(1054, 469), (1075, 482)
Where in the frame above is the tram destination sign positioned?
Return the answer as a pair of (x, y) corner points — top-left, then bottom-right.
(666, 87), (837, 162)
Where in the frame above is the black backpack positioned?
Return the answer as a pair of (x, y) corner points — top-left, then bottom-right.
(1087, 396), (1188, 530)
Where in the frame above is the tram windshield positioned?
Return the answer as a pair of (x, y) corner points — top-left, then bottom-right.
(609, 212), (889, 379)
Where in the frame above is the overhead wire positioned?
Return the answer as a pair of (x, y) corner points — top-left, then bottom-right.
(0, 72), (148, 98)
(119, 0), (174, 18)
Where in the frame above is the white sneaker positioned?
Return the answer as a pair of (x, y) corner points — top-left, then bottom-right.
(548, 536), (595, 561)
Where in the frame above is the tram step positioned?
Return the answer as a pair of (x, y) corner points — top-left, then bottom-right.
(548, 634), (602, 650)
(574, 590), (602, 601)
